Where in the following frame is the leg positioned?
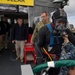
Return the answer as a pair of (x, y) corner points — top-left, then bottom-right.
(34, 43), (44, 65)
(3, 32), (8, 49)
(0, 35), (3, 55)
(0, 35), (3, 50)
(19, 41), (25, 62)
(15, 40), (20, 59)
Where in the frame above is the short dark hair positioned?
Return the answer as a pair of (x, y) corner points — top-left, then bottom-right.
(67, 66), (75, 75)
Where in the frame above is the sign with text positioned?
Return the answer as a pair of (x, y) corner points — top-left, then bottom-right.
(0, 0), (34, 6)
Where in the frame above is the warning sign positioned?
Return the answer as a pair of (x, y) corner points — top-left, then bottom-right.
(0, 0), (34, 6)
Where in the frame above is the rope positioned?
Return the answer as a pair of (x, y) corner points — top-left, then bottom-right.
(43, 47), (52, 61)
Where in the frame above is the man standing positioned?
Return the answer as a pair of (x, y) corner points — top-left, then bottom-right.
(31, 11), (50, 44)
(34, 18), (75, 75)
(0, 19), (5, 56)
(0, 17), (10, 50)
(11, 18), (28, 62)
(0, 17), (10, 49)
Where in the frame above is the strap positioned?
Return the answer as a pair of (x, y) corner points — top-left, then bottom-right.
(56, 35), (59, 44)
(46, 24), (54, 47)
(43, 47), (52, 61)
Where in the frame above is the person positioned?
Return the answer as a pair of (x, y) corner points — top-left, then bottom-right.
(58, 32), (75, 75)
(0, 17), (10, 49)
(67, 67), (75, 75)
(31, 11), (50, 44)
(11, 18), (28, 62)
(34, 18), (75, 75)
(0, 19), (5, 55)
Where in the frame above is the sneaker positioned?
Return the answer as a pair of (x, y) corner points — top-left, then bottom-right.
(20, 59), (23, 62)
(16, 57), (19, 60)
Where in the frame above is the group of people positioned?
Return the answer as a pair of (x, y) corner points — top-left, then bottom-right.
(0, 17), (28, 63)
(0, 9), (75, 75)
(31, 10), (75, 75)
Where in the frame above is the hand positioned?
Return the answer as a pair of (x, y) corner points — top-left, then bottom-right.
(63, 36), (69, 44)
(30, 40), (34, 44)
(62, 34), (68, 40)
(64, 38), (69, 44)
(12, 40), (15, 44)
(25, 40), (27, 43)
(2, 34), (5, 37)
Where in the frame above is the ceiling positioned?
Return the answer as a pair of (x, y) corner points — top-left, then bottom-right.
(0, 0), (59, 13)
(0, 0), (64, 17)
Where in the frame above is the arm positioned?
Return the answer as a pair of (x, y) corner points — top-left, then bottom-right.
(60, 40), (75, 60)
(31, 23), (39, 44)
(59, 34), (75, 75)
(60, 29), (75, 59)
(11, 25), (15, 42)
(25, 25), (28, 40)
(66, 29), (75, 45)
(35, 26), (47, 52)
